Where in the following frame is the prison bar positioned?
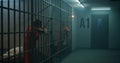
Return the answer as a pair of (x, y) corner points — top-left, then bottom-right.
(7, 0), (10, 63)
(1, 0), (4, 63)
(13, 0), (16, 63)
(0, 0), (72, 63)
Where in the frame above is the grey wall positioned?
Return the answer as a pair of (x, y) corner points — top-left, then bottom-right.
(72, 8), (77, 50)
(72, 8), (120, 50)
(72, 8), (91, 50)
(108, 8), (120, 49)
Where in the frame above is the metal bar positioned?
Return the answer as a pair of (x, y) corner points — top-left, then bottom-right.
(40, 29), (42, 62)
(40, 8), (42, 61)
(0, 32), (26, 35)
(49, 1), (54, 61)
(31, 0), (34, 62)
(43, 1), (46, 62)
(41, 0), (43, 61)
(35, 0), (37, 16)
(23, 0), (26, 63)
(23, 40), (64, 48)
(60, 0), (62, 61)
(0, 6), (67, 21)
(7, 0), (10, 63)
(42, 0), (45, 61)
(37, 0), (41, 62)
(37, 0), (40, 61)
(0, 0), (4, 63)
(27, 0), (30, 36)
(18, 0), (21, 62)
(38, 0), (42, 62)
(13, 0), (16, 62)
(27, 0), (29, 55)
(34, 0), (37, 62)
(46, 18), (49, 63)
(60, 0), (62, 48)
(50, 18), (53, 63)
(27, 0), (30, 61)
(31, 0), (34, 28)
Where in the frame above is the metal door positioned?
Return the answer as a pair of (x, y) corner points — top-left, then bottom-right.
(91, 14), (109, 49)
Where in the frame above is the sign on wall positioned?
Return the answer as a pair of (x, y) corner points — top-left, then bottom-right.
(80, 17), (90, 28)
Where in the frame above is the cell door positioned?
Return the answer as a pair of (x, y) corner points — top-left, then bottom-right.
(91, 14), (109, 49)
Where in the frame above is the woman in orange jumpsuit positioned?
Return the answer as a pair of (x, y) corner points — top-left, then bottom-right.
(24, 20), (47, 63)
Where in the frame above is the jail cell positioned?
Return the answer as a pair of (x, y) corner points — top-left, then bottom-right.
(0, 0), (72, 63)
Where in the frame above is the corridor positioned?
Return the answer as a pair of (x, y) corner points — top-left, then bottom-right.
(61, 49), (120, 63)
(0, 0), (120, 63)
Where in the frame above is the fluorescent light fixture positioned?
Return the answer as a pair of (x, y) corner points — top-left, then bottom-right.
(80, 4), (85, 8)
(72, 15), (75, 18)
(75, 0), (85, 8)
(91, 7), (111, 10)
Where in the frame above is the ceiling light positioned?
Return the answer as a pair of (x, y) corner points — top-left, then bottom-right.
(72, 15), (75, 18)
(80, 4), (85, 8)
(75, 0), (85, 8)
(91, 7), (111, 10)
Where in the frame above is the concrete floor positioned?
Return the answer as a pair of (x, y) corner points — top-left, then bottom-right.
(61, 49), (120, 63)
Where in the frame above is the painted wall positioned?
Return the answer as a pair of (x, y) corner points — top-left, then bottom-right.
(72, 8), (120, 49)
(72, 8), (91, 49)
(108, 8), (120, 49)
(72, 8), (77, 50)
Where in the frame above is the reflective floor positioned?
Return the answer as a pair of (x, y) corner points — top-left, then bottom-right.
(61, 49), (120, 63)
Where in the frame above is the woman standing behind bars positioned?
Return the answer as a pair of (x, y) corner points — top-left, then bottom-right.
(24, 20), (47, 63)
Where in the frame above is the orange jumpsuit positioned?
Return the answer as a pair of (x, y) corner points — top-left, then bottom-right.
(24, 27), (41, 63)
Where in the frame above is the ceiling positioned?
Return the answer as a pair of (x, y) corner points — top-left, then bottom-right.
(63, 0), (84, 8)
(63, 0), (120, 8)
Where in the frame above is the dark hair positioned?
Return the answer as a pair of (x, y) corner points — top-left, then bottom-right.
(32, 20), (42, 28)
